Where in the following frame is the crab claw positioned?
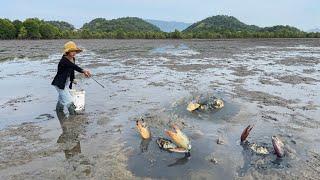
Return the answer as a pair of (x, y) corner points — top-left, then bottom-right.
(165, 124), (191, 150)
(271, 136), (285, 158)
(136, 119), (151, 139)
(240, 125), (254, 143)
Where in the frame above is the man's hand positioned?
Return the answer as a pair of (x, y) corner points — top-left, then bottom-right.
(73, 79), (78, 84)
(83, 69), (91, 78)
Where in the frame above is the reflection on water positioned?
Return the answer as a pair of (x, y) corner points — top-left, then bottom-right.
(140, 138), (151, 153)
(167, 155), (190, 167)
(55, 102), (86, 159)
(55, 104), (94, 177)
(150, 44), (200, 56)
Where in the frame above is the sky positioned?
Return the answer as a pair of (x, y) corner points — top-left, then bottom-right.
(0, 0), (319, 31)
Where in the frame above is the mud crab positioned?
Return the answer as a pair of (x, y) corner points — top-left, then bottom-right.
(240, 125), (285, 157)
(187, 95), (224, 112)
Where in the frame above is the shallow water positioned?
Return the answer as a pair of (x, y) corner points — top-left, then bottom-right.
(0, 39), (319, 179)
(127, 95), (240, 178)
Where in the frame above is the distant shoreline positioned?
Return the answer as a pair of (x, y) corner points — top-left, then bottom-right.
(1, 37), (319, 41)
(1, 16), (320, 40)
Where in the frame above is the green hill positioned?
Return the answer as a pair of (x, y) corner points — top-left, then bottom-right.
(183, 15), (260, 32)
(46, 21), (75, 31)
(261, 25), (301, 33)
(183, 15), (302, 33)
(81, 17), (161, 32)
(1, 15), (318, 39)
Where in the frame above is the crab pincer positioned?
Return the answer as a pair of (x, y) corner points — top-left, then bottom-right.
(240, 125), (254, 143)
(271, 136), (285, 158)
(165, 124), (191, 151)
(136, 119), (151, 139)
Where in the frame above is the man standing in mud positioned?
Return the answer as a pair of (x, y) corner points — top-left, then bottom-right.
(51, 41), (91, 115)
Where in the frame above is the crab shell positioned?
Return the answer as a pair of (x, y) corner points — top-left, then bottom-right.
(136, 120), (151, 139)
(214, 99), (224, 109)
(165, 125), (191, 150)
(271, 136), (285, 158)
(187, 101), (201, 112)
(169, 147), (190, 153)
(249, 143), (269, 155)
(157, 138), (177, 149)
(156, 138), (189, 153)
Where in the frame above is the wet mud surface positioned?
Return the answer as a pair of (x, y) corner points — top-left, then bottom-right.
(0, 39), (319, 179)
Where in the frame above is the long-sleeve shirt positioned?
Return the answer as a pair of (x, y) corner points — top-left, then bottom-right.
(51, 55), (83, 89)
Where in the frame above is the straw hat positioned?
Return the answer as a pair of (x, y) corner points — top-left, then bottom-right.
(64, 41), (82, 53)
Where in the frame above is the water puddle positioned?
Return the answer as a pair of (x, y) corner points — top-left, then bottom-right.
(150, 44), (200, 57)
(127, 94), (240, 178)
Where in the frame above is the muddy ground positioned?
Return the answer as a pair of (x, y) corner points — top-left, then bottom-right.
(0, 39), (319, 179)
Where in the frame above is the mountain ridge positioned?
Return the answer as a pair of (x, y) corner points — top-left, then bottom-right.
(81, 17), (161, 32)
(145, 19), (192, 32)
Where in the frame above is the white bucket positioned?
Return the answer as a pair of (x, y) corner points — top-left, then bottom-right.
(70, 89), (85, 111)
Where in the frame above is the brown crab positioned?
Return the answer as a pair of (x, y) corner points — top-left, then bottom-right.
(240, 125), (285, 157)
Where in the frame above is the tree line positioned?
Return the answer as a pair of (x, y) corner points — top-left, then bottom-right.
(0, 18), (319, 40)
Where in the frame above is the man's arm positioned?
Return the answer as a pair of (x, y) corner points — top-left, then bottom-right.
(63, 59), (84, 73)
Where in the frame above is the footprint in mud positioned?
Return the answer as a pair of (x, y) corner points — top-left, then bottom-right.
(128, 113), (197, 176)
(127, 93), (239, 179)
(35, 113), (55, 121)
(0, 94), (33, 110)
(170, 93), (239, 122)
(128, 93), (258, 178)
(238, 126), (296, 177)
(238, 142), (292, 177)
